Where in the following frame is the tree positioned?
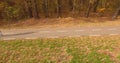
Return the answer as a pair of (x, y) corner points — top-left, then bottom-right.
(86, 0), (93, 18)
(112, 6), (120, 19)
(24, 0), (33, 18)
(0, 0), (120, 20)
(57, 0), (62, 17)
(86, 0), (100, 17)
(92, 0), (100, 12)
(24, 0), (39, 19)
(43, 0), (48, 17)
(33, 0), (39, 19)
(0, 31), (2, 37)
(69, 0), (73, 11)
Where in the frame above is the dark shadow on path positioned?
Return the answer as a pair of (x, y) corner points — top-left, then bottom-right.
(2, 32), (35, 37)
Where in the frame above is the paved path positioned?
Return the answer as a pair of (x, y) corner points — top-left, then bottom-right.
(0, 26), (120, 40)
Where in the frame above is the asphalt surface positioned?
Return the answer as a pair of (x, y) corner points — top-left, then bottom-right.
(0, 26), (120, 40)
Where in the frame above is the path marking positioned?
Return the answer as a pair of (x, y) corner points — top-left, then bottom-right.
(92, 29), (102, 31)
(109, 34), (119, 36)
(75, 30), (84, 32)
(39, 31), (50, 33)
(47, 36), (59, 38)
(56, 30), (67, 32)
(3, 33), (15, 35)
(107, 28), (117, 31)
(25, 37), (39, 39)
(89, 34), (101, 36)
(69, 35), (80, 37)
(3, 38), (16, 40)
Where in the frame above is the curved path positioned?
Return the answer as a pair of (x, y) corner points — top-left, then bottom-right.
(0, 26), (120, 40)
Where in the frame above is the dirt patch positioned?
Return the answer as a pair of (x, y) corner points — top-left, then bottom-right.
(49, 46), (72, 63)
(97, 42), (120, 63)
(0, 17), (120, 29)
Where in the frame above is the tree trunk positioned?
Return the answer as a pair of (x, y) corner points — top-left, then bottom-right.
(24, 0), (33, 18)
(43, 0), (48, 17)
(112, 6), (120, 19)
(33, 0), (39, 19)
(86, 2), (92, 18)
(69, 0), (73, 11)
(0, 31), (2, 38)
(57, 0), (62, 17)
(93, 0), (100, 12)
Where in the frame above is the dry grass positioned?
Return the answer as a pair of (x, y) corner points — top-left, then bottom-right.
(0, 17), (120, 29)
(0, 35), (120, 63)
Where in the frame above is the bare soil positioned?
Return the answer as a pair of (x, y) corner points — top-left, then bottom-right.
(0, 17), (120, 29)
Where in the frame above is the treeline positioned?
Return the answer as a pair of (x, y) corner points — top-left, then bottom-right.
(0, 0), (120, 20)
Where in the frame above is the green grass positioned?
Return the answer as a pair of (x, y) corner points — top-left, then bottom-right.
(0, 36), (120, 63)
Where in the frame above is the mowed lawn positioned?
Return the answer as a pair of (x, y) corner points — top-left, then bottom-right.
(0, 36), (120, 63)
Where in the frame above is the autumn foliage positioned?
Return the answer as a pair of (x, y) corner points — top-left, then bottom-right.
(0, 0), (120, 20)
